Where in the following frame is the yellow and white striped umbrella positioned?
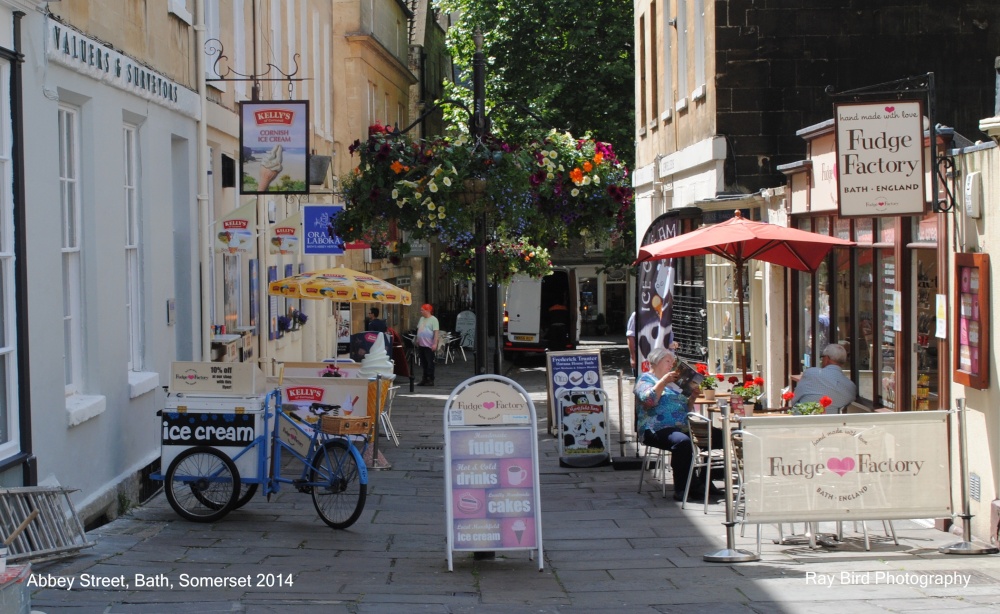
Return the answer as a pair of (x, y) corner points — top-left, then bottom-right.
(268, 266), (412, 305)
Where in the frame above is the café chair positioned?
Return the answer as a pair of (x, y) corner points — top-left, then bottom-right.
(636, 394), (671, 498)
(684, 412), (728, 513)
(732, 430), (764, 553)
(380, 385), (400, 446)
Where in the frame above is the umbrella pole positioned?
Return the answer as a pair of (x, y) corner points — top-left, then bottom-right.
(735, 261), (749, 383)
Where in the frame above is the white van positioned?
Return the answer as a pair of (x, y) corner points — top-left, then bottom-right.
(502, 269), (579, 360)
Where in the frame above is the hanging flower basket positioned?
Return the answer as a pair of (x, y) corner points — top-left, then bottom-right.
(336, 125), (634, 272)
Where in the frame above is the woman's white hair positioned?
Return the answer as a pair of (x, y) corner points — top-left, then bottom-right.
(646, 347), (676, 367)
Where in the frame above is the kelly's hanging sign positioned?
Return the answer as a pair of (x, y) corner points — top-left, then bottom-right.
(240, 101), (310, 195)
(834, 100), (926, 217)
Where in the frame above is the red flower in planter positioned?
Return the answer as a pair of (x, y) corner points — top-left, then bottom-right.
(819, 396), (833, 408)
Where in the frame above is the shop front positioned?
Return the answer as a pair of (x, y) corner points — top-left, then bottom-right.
(778, 119), (950, 412)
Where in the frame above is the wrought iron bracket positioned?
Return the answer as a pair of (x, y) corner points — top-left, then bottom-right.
(205, 38), (309, 99)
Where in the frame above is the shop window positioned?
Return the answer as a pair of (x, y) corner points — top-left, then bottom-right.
(0, 59), (16, 451)
(60, 104), (83, 395)
(913, 249), (938, 408)
(877, 249), (896, 409)
(124, 124), (143, 371)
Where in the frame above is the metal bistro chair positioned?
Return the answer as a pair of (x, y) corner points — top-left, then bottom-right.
(380, 385), (400, 446)
(683, 412), (728, 513)
(636, 394), (671, 498)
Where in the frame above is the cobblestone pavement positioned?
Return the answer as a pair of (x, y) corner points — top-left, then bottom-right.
(25, 337), (1000, 613)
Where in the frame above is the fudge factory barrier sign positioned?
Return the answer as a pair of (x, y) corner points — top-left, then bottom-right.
(740, 411), (950, 522)
(443, 376), (543, 571)
(834, 100), (926, 217)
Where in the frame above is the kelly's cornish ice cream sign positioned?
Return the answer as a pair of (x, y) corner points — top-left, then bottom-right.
(834, 100), (926, 217)
(240, 101), (310, 195)
(741, 411), (950, 523)
(46, 19), (199, 120)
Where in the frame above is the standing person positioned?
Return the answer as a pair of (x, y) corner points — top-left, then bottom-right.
(416, 303), (440, 386)
(366, 307), (387, 333)
(626, 311), (637, 377)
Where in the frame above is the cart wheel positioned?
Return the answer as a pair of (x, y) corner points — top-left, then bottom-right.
(232, 483), (259, 509)
(165, 446), (240, 522)
(309, 439), (366, 529)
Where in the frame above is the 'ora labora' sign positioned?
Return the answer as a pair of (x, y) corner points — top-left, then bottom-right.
(443, 375), (543, 572)
(834, 100), (926, 217)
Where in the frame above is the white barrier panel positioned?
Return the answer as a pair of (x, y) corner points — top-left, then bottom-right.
(741, 411), (951, 523)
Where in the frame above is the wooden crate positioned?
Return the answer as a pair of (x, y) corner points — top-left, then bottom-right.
(319, 415), (372, 436)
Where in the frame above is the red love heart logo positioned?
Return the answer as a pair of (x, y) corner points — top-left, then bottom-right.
(482, 402), (496, 409)
(827, 457), (855, 477)
(885, 106), (895, 113)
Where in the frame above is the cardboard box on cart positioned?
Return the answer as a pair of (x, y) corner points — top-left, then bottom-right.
(162, 362), (268, 480)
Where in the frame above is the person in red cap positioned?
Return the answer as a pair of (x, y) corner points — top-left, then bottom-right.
(416, 303), (440, 386)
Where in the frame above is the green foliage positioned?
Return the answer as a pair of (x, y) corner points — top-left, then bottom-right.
(337, 123), (634, 278)
(435, 0), (637, 270)
(437, 0), (635, 169)
(440, 239), (552, 284)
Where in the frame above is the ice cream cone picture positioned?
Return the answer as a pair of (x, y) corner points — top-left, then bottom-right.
(512, 520), (526, 544)
(259, 144), (283, 191)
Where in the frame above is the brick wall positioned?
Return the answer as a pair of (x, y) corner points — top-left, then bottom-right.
(715, 0), (1000, 193)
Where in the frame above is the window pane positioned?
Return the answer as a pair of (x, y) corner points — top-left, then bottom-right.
(815, 258), (831, 354)
(878, 218), (895, 244)
(0, 361), (7, 443)
(834, 217), (850, 240)
(832, 248), (852, 368)
(857, 250), (874, 398)
(914, 211), (937, 243)
(0, 265), (5, 348)
(797, 270), (811, 370)
(815, 217), (829, 237)
(855, 218), (873, 244)
(878, 249), (896, 408)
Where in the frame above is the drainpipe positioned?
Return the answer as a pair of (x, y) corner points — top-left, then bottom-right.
(195, 0), (212, 360)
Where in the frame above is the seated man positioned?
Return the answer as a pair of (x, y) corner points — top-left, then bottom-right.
(790, 343), (858, 413)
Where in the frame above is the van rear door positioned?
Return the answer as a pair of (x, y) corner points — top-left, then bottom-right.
(505, 275), (542, 343)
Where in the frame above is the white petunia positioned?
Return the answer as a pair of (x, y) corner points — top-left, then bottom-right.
(391, 189), (399, 199)
(442, 176), (452, 187)
(428, 181), (438, 193)
(571, 188), (580, 197)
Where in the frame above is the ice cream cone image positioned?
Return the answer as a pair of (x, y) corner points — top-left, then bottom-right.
(259, 144), (284, 191)
(512, 520), (526, 544)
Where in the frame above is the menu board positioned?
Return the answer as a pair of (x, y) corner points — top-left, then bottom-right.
(545, 350), (603, 435)
(444, 375), (543, 571)
(449, 428), (536, 550)
(953, 253), (989, 390)
(957, 265), (981, 375)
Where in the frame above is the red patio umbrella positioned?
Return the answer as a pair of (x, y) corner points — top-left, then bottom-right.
(634, 211), (855, 381)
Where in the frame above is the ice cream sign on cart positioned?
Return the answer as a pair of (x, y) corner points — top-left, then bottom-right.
(444, 376), (543, 571)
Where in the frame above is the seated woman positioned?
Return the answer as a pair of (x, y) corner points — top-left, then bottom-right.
(635, 348), (724, 501)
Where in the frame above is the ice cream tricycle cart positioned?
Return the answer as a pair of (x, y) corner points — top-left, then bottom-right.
(154, 360), (391, 528)
(154, 266), (409, 527)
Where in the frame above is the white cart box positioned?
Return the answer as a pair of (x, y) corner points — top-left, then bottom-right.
(161, 393), (267, 482)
